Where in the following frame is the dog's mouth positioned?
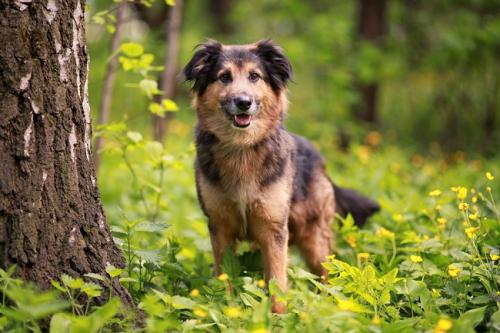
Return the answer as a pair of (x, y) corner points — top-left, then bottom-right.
(233, 114), (253, 128)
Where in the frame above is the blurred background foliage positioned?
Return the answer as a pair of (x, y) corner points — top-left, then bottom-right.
(87, 0), (500, 157)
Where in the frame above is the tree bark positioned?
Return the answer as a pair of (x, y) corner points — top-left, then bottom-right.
(208, 0), (233, 35)
(355, 0), (387, 124)
(94, 2), (127, 170)
(0, 0), (132, 306)
(152, 0), (183, 142)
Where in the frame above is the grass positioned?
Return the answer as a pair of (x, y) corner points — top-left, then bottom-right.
(1, 114), (498, 332)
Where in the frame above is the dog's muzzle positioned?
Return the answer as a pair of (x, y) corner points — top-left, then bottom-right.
(221, 95), (259, 128)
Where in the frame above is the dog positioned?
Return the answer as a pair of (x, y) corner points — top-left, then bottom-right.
(183, 40), (379, 313)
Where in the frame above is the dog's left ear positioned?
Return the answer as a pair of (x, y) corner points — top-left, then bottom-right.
(254, 39), (292, 91)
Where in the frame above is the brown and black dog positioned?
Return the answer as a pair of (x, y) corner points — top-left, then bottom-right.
(184, 40), (379, 312)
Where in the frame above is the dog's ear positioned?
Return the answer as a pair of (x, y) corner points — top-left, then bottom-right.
(254, 39), (292, 91)
(183, 40), (222, 95)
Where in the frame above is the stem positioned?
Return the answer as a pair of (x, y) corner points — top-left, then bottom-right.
(152, 163), (165, 222)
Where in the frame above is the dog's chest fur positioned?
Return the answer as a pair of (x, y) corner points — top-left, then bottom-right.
(195, 126), (292, 206)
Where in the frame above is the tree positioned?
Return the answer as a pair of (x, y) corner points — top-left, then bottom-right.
(355, 0), (387, 124)
(0, 0), (132, 305)
(152, 0), (184, 141)
(94, 1), (127, 169)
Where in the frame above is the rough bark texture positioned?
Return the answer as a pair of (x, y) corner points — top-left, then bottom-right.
(355, 0), (387, 124)
(94, 2), (126, 169)
(0, 0), (132, 305)
(152, 0), (183, 141)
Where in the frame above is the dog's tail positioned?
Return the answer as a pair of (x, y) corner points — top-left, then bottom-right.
(332, 183), (380, 226)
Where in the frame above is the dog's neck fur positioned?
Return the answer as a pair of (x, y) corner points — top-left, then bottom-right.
(195, 122), (291, 195)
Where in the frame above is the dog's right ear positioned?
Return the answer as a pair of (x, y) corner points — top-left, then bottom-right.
(183, 40), (222, 95)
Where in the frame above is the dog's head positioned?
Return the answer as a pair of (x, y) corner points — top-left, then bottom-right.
(184, 40), (292, 145)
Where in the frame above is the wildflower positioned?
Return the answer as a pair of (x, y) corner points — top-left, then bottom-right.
(434, 318), (452, 333)
(346, 234), (357, 248)
(435, 205), (441, 211)
(337, 299), (357, 311)
(377, 227), (395, 239)
(468, 213), (478, 221)
(326, 254), (336, 260)
(224, 306), (241, 318)
(457, 187), (467, 200)
(193, 309), (207, 318)
(486, 186), (492, 192)
(218, 273), (229, 281)
(410, 255), (423, 263)
(465, 227), (479, 239)
(458, 202), (468, 211)
(358, 252), (370, 261)
(371, 316), (381, 325)
(486, 172), (494, 181)
(448, 264), (461, 277)
(299, 312), (308, 320)
(451, 186), (460, 192)
(490, 253), (499, 261)
(257, 279), (266, 288)
(472, 196), (478, 203)
(190, 289), (200, 297)
(429, 190), (442, 197)
(392, 213), (404, 222)
(250, 329), (268, 333)
(437, 217), (446, 230)
(431, 289), (441, 298)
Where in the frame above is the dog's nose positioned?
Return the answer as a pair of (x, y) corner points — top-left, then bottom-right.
(234, 96), (252, 111)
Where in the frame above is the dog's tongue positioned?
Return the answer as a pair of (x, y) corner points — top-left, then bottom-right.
(234, 114), (252, 126)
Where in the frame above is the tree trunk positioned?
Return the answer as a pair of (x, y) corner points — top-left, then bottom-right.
(0, 0), (132, 306)
(354, 0), (387, 124)
(208, 0), (233, 35)
(152, 0), (183, 142)
(94, 2), (127, 170)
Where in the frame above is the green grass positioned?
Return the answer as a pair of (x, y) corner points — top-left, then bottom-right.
(1, 115), (498, 332)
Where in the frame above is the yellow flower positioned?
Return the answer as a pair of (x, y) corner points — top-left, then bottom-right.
(346, 234), (357, 248)
(472, 196), (477, 203)
(437, 217), (446, 230)
(451, 186), (460, 192)
(458, 202), (469, 211)
(429, 190), (442, 197)
(431, 289), (441, 298)
(224, 306), (241, 318)
(490, 253), (499, 261)
(251, 329), (268, 333)
(326, 254), (336, 261)
(376, 227), (395, 239)
(457, 187), (467, 200)
(193, 309), (207, 318)
(465, 227), (479, 239)
(358, 252), (370, 261)
(218, 273), (229, 281)
(434, 319), (452, 332)
(468, 213), (478, 221)
(392, 213), (404, 222)
(299, 311), (308, 320)
(257, 279), (266, 288)
(487, 186), (492, 192)
(337, 299), (357, 311)
(371, 316), (381, 325)
(410, 255), (423, 263)
(190, 289), (200, 297)
(486, 172), (494, 181)
(448, 264), (461, 277)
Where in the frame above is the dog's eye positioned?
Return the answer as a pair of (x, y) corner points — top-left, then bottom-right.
(219, 72), (232, 84)
(249, 72), (260, 82)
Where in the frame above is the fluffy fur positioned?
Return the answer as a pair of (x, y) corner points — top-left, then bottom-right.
(184, 40), (379, 313)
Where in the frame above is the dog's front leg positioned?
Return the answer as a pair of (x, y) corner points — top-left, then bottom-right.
(208, 220), (237, 275)
(252, 219), (289, 314)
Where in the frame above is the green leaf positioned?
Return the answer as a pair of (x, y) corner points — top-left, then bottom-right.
(139, 79), (161, 97)
(149, 102), (165, 117)
(171, 295), (195, 309)
(105, 265), (123, 279)
(120, 42), (144, 57)
(221, 247), (241, 278)
(84, 273), (106, 282)
(126, 131), (143, 144)
(50, 313), (72, 333)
